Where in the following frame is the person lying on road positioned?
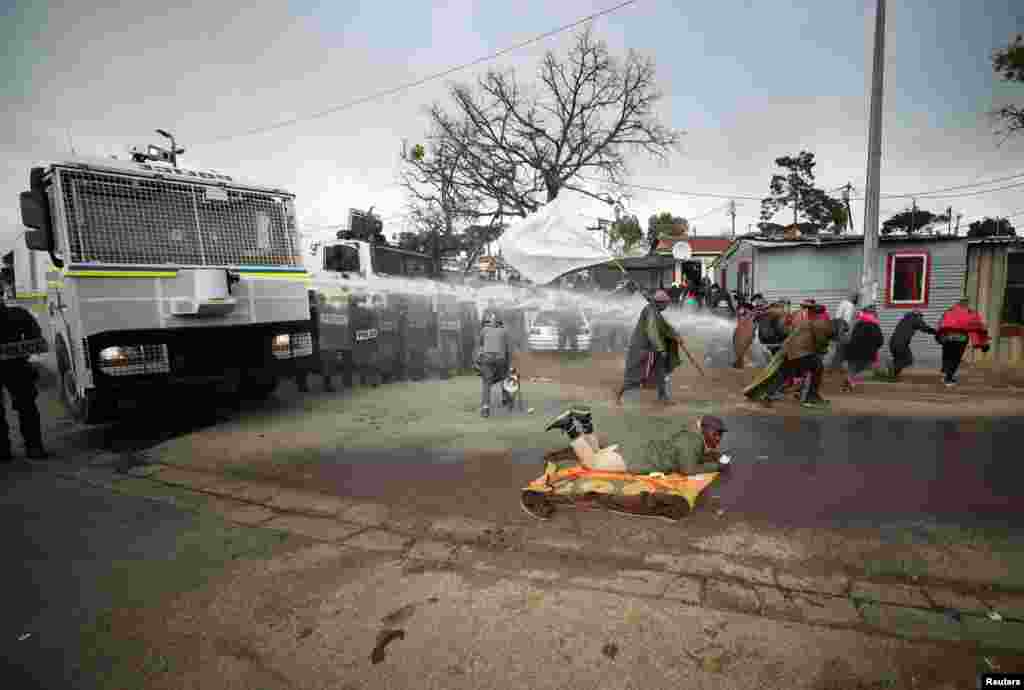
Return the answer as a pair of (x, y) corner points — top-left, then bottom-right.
(546, 407), (731, 477)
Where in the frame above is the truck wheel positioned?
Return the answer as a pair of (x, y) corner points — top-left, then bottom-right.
(57, 341), (109, 424)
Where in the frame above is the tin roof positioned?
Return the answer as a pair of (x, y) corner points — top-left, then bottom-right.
(711, 233), (965, 267)
(965, 236), (1023, 245)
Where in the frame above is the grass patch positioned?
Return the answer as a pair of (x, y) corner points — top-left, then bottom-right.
(862, 555), (931, 580)
(153, 376), (715, 471)
(78, 513), (293, 689)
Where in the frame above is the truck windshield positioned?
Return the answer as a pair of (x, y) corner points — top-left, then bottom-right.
(324, 245), (360, 273)
(371, 246), (432, 278)
(57, 167), (301, 267)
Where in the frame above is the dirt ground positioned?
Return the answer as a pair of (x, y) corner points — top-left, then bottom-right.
(95, 537), (1012, 690)
(512, 351), (1024, 419)
(56, 349), (1024, 689)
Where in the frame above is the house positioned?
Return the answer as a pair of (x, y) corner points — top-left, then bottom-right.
(965, 237), (1024, 367)
(653, 236), (734, 280)
(711, 234), (969, 368)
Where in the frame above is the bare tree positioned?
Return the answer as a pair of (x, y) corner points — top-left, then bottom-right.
(989, 34), (1024, 143)
(403, 27), (681, 229)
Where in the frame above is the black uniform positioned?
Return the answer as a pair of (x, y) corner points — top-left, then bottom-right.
(0, 303), (46, 459)
(888, 311), (937, 377)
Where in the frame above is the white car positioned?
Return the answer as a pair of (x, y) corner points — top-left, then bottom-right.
(527, 309), (591, 352)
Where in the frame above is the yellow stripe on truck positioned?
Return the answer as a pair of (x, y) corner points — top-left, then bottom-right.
(241, 272), (311, 281)
(63, 270), (178, 278)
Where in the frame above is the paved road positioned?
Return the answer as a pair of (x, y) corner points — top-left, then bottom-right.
(0, 466), (199, 690)
(310, 414), (1024, 532)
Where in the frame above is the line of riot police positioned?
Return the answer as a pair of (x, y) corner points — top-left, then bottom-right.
(296, 287), (488, 391)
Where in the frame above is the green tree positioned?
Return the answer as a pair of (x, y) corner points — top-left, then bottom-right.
(990, 34), (1024, 141)
(967, 217), (1017, 238)
(881, 207), (950, 235)
(759, 151), (847, 232)
(608, 215), (643, 252)
(646, 212), (689, 244)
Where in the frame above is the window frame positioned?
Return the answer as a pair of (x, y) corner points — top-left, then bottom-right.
(1001, 250), (1024, 335)
(885, 250), (931, 308)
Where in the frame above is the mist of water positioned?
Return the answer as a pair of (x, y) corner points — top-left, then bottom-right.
(309, 273), (738, 339)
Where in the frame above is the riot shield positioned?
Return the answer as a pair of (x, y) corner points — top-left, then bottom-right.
(402, 293), (433, 380)
(458, 300), (479, 372)
(349, 291), (381, 385)
(315, 286), (354, 386)
(376, 294), (403, 383)
(435, 293), (462, 379)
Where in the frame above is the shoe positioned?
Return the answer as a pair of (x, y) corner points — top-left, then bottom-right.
(25, 446), (50, 460)
(481, 406), (491, 418)
(545, 407), (592, 438)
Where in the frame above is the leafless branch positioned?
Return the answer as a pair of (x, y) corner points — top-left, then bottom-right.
(401, 26), (681, 236)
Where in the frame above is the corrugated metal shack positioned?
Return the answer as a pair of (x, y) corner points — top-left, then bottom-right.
(965, 237), (1024, 368)
(713, 234), (968, 368)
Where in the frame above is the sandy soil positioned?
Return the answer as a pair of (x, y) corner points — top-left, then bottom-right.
(513, 351), (1024, 419)
(102, 539), (1007, 690)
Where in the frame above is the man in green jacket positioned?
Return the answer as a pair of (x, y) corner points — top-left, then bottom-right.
(546, 407), (731, 476)
(615, 289), (681, 404)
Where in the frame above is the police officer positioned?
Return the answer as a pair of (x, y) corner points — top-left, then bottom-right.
(477, 311), (511, 418)
(1, 294), (48, 461)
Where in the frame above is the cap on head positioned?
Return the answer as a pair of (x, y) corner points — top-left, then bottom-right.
(698, 415), (727, 433)
(654, 289), (671, 303)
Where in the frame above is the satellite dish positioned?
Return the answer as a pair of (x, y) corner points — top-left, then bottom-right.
(672, 241), (693, 260)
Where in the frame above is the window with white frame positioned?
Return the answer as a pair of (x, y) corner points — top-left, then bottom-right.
(887, 252), (929, 306)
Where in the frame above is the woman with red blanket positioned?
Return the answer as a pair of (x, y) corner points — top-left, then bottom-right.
(840, 305), (884, 392)
(935, 298), (990, 387)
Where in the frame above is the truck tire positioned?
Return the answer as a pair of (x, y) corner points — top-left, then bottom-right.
(57, 340), (110, 424)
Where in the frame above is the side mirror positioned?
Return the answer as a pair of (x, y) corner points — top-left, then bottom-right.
(20, 191), (54, 251)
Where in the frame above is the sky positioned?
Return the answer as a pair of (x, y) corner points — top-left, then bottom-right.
(2, 0), (1023, 252)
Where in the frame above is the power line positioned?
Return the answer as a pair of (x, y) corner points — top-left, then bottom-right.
(883, 171), (1024, 199)
(195, 0), (641, 146)
(578, 171), (1024, 204)
(897, 180), (1024, 201)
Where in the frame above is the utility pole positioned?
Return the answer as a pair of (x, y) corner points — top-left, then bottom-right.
(911, 198), (918, 234)
(955, 213), (963, 235)
(728, 200), (737, 239)
(860, 0), (886, 308)
(841, 183), (853, 234)
(946, 206), (953, 235)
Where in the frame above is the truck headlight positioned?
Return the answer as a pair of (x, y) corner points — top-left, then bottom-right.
(98, 344), (170, 376)
(99, 346), (133, 366)
(272, 333), (291, 359)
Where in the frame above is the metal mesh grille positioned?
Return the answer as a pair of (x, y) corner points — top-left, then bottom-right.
(58, 168), (300, 267)
(98, 344), (171, 376)
(290, 332), (313, 358)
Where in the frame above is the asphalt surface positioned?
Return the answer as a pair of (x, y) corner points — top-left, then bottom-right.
(0, 465), (198, 690)
(310, 414), (1024, 532)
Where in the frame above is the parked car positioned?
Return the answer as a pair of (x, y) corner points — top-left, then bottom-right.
(527, 309), (592, 351)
